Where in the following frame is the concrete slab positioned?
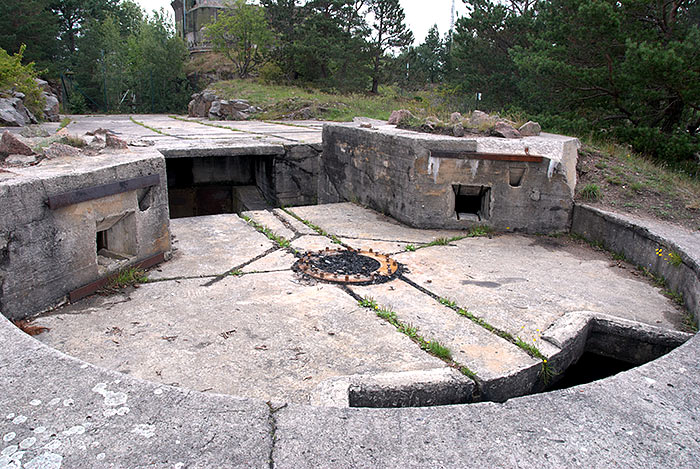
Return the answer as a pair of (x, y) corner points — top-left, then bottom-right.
(0, 315), (272, 468)
(350, 280), (541, 401)
(149, 214), (273, 280)
(35, 271), (445, 404)
(290, 234), (339, 252)
(241, 249), (296, 273)
(272, 208), (317, 236)
(288, 203), (471, 243)
(397, 234), (685, 341)
(243, 209), (297, 241)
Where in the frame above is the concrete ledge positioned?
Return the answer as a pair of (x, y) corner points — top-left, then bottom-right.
(572, 204), (700, 322)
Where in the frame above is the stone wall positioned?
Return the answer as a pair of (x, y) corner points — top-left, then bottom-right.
(0, 151), (170, 319)
(320, 123), (579, 233)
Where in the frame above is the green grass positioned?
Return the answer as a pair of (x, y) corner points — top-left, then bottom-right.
(241, 215), (293, 250)
(580, 183), (602, 202)
(108, 267), (148, 289)
(357, 297), (458, 365)
(209, 80), (447, 122)
(667, 251), (683, 267)
(439, 298), (555, 382)
(58, 117), (71, 131)
(405, 244), (416, 252)
(281, 208), (343, 244)
(130, 116), (167, 135)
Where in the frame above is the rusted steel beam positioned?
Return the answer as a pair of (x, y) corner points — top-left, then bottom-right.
(69, 252), (166, 303)
(47, 174), (160, 209)
(430, 150), (543, 163)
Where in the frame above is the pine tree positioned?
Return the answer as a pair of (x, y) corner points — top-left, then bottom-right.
(367, 0), (413, 93)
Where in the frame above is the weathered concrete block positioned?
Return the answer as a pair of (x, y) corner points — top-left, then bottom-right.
(320, 123), (579, 233)
(0, 150), (170, 319)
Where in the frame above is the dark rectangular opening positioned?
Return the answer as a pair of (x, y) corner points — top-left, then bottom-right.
(165, 155), (273, 218)
(96, 230), (108, 252)
(454, 185), (490, 221)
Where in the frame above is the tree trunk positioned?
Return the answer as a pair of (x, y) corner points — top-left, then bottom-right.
(371, 54), (380, 94)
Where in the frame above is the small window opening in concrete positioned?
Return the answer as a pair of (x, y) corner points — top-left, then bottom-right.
(95, 213), (137, 274)
(454, 185), (491, 221)
(509, 167), (526, 187)
(96, 230), (109, 252)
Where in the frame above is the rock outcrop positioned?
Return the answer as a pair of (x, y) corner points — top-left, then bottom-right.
(36, 79), (60, 122)
(0, 93), (37, 127)
(188, 90), (260, 120)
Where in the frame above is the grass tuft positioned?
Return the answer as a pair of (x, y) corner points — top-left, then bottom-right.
(580, 183), (602, 202)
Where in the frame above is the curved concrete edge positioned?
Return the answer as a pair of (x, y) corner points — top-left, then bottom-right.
(0, 315), (272, 468)
(1, 204), (699, 468)
(273, 333), (700, 468)
(571, 204), (700, 322)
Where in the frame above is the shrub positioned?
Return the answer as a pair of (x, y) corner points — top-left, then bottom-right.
(0, 45), (45, 118)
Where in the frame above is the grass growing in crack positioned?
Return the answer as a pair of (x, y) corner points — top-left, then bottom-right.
(130, 116), (166, 135)
(410, 227), (491, 251)
(667, 251), (683, 267)
(439, 298), (556, 383)
(424, 340), (452, 360)
(281, 208), (343, 245)
(58, 117), (71, 131)
(108, 267), (148, 289)
(241, 215), (293, 250)
(459, 366), (477, 379)
(170, 115), (243, 132)
(229, 270), (244, 277)
(358, 297), (379, 309)
(358, 297), (455, 363)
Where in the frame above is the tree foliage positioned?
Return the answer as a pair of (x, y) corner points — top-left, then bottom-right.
(0, 0), (59, 72)
(0, 45), (45, 117)
(205, 0), (275, 79)
(367, 0), (413, 93)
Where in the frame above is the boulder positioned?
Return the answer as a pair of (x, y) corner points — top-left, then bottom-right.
(388, 109), (414, 125)
(106, 134), (129, 149)
(519, 121), (542, 137)
(467, 110), (493, 129)
(35, 78), (52, 94)
(42, 92), (60, 122)
(449, 112), (462, 123)
(0, 131), (35, 157)
(206, 98), (258, 120)
(0, 95), (37, 127)
(5, 154), (38, 166)
(20, 125), (50, 138)
(42, 142), (80, 159)
(453, 123), (465, 137)
(188, 90), (218, 117)
(492, 121), (522, 139)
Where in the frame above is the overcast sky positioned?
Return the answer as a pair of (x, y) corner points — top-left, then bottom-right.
(134, 0), (468, 44)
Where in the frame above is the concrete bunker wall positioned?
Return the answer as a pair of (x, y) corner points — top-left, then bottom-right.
(0, 153), (171, 320)
(319, 124), (579, 233)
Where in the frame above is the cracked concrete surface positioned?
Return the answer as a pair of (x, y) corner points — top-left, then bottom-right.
(34, 203), (689, 406)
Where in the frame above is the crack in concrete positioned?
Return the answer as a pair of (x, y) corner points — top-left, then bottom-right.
(270, 209), (303, 238)
(202, 247), (282, 287)
(266, 401), (288, 469)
